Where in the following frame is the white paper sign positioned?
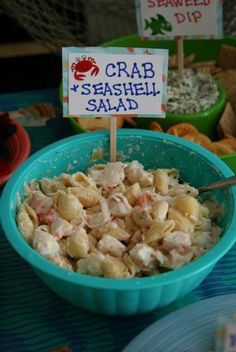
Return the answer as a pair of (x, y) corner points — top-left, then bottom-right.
(62, 47), (169, 118)
(136, 0), (223, 39)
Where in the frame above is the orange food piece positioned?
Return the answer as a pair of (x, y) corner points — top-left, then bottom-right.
(134, 193), (152, 207)
(207, 142), (233, 156)
(150, 121), (163, 132)
(167, 123), (198, 137)
(216, 138), (236, 154)
(182, 132), (212, 149)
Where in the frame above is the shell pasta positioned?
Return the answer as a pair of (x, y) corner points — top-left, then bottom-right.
(16, 161), (222, 279)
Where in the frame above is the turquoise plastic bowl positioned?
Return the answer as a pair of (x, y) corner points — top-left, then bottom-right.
(1, 129), (236, 316)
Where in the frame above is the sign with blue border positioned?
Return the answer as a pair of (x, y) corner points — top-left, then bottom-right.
(62, 47), (168, 118)
(135, 0), (223, 39)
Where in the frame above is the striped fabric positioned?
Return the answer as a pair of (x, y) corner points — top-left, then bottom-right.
(0, 89), (236, 352)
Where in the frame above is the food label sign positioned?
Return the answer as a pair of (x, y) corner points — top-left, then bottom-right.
(136, 0), (223, 39)
(62, 47), (168, 118)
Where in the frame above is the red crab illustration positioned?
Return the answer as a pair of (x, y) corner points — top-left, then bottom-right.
(71, 56), (100, 81)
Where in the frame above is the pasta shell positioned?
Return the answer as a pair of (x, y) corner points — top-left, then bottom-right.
(102, 255), (130, 278)
(161, 249), (193, 269)
(202, 200), (222, 220)
(89, 226), (107, 240)
(76, 253), (105, 276)
(66, 228), (89, 259)
(151, 200), (169, 221)
(125, 183), (141, 206)
(168, 207), (194, 234)
(194, 217), (212, 232)
(86, 212), (107, 229)
(57, 173), (71, 187)
(154, 170), (169, 195)
(126, 229), (143, 251)
(16, 203), (38, 243)
(40, 178), (66, 195)
(163, 168), (179, 178)
(58, 238), (68, 256)
(70, 172), (95, 187)
(103, 223), (130, 242)
(124, 215), (139, 234)
(88, 234), (98, 253)
(132, 208), (153, 228)
(175, 195), (200, 222)
(138, 170), (154, 187)
(145, 220), (175, 244)
(168, 183), (198, 197)
(123, 253), (139, 277)
(49, 254), (74, 271)
(54, 191), (84, 221)
(67, 185), (100, 207)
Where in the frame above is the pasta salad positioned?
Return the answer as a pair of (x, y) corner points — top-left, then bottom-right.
(16, 161), (222, 279)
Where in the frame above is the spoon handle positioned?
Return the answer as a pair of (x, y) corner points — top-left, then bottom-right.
(198, 175), (236, 193)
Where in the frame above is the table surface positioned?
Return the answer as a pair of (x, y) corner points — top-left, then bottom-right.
(1, 88), (236, 352)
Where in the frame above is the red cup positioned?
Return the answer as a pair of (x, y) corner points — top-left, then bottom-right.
(0, 119), (31, 185)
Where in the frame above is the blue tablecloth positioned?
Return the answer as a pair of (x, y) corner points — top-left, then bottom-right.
(1, 88), (236, 352)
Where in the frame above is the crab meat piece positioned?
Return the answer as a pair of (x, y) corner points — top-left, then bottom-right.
(97, 235), (126, 257)
(28, 190), (53, 216)
(108, 193), (132, 217)
(88, 162), (126, 188)
(163, 231), (192, 254)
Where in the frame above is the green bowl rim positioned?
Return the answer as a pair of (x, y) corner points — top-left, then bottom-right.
(103, 34), (236, 47)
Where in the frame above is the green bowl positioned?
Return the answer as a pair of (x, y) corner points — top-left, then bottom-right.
(69, 116), (86, 134)
(134, 80), (226, 140)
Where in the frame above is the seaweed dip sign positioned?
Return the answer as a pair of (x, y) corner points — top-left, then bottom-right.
(136, 0), (223, 39)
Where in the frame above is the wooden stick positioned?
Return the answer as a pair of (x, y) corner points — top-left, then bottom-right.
(110, 116), (117, 162)
(177, 38), (184, 74)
